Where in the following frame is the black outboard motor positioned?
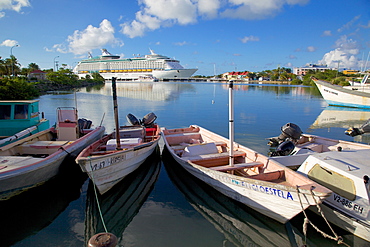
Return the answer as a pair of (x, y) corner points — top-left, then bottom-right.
(268, 123), (302, 147)
(142, 112), (157, 127)
(126, 112), (157, 127)
(345, 119), (370, 136)
(126, 113), (141, 125)
(269, 141), (295, 156)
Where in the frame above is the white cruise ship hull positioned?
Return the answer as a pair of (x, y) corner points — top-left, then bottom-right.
(85, 68), (198, 81)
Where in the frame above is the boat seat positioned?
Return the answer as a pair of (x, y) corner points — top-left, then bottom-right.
(247, 170), (285, 181)
(185, 150), (246, 161)
(171, 141), (226, 151)
(209, 162), (264, 171)
(19, 141), (70, 155)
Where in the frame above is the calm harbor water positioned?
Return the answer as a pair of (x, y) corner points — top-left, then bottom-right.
(2, 81), (370, 246)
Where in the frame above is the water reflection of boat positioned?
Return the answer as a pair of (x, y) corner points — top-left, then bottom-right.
(310, 106), (370, 143)
(0, 161), (86, 247)
(162, 148), (342, 247)
(84, 149), (161, 244)
(310, 106), (370, 129)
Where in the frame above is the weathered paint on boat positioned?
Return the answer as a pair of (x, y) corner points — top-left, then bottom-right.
(76, 124), (161, 195)
(162, 125), (332, 224)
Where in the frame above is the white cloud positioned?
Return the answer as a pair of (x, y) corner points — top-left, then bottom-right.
(0, 0), (30, 12)
(174, 41), (189, 46)
(306, 46), (316, 52)
(0, 12), (5, 18)
(0, 39), (18, 47)
(121, 0), (309, 38)
(322, 30), (332, 36)
(240, 35), (259, 43)
(198, 0), (220, 18)
(52, 19), (123, 55)
(318, 36), (361, 69)
(337, 15), (361, 33)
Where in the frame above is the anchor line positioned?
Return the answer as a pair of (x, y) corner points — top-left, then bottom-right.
(296, 186), (349, 246)
(89, 159), (108, 233)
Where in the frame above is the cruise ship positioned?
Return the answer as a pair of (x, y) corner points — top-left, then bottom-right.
(73, 49), (197, 81)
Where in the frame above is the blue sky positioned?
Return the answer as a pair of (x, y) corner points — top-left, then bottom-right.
(1, 0), (370, 76)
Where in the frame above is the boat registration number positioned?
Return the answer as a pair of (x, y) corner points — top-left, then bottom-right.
(333, 193), (364, 214)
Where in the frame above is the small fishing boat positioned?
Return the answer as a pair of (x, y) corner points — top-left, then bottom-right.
(161, 82), (331, 224)
(0, 107), (105, 200)
(313, 77), (370, 109)
(297, 150), (370, 242)
(268, 122), (370, 170)
(76, 78), (161, 195)
(0, 100), (50, 147)
(161, 125), (331, 223)
(268, 123), (370, 241)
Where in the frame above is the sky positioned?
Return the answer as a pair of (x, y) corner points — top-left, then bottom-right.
(0, 0), (370, 76)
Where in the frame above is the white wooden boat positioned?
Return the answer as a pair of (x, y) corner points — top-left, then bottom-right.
(161, 125), (332, 223)
(76, 121), (160, 195)
(268, 123), (370, 170)
(297, 150), (370, 242)
(76, 78), (161, 195)
(0, 107), (105, 200)
(313, 77), (370, 109)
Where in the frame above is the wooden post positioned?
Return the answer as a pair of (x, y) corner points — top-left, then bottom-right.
(112, 77), (121, 150)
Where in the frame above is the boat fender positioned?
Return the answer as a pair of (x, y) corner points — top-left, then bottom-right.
(126, 113), (141, 125)
(88, 232), (117, 247)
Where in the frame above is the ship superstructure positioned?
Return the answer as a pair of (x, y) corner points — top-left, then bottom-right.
(73, 49), (197, 80)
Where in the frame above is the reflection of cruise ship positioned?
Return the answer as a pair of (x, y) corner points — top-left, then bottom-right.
(73, 49), (197, 80)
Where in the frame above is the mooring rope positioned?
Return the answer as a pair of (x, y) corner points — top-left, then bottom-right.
(296, 186), (349, 246)
(89, 159), (108, 233)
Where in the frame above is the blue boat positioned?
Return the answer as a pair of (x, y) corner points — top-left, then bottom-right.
(0, 100), (50, 146)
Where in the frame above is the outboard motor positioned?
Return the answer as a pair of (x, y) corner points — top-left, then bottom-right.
(345, 118), (370, 136)
(269, 140), (296, 157)
(126, 112), (157, 127)
(142, 112), (157, 127)
(268, 123), (302, 147)
(126, 113), (141, 126)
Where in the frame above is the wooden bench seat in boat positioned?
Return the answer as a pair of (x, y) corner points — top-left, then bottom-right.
(19, 140), (70, 155)
(171, 142), (226, 151)
(209, 162), (264, 171)
(247, 170), (285, 181)
(0, 156), (44, 172)
(185, 150), (246, 161)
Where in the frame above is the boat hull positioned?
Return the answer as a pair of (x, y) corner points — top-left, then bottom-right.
(0, 126), (105, 200)
(77, 136), (160, 195)
(314, 78), (370, 108)
(162, 125), (331, 224)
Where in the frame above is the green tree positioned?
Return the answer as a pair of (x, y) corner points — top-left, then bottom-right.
(0, 77), (39, 99)
(46, 68), (78, 85)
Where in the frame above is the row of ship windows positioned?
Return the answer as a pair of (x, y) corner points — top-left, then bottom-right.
(78, 69), (155, 73)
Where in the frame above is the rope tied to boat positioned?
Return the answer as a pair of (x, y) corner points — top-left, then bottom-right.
(296, 186), (349, 246)
(89, 159), (108, 233)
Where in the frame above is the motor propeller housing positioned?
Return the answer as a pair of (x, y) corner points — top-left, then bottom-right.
(126, 112), (157, 127)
